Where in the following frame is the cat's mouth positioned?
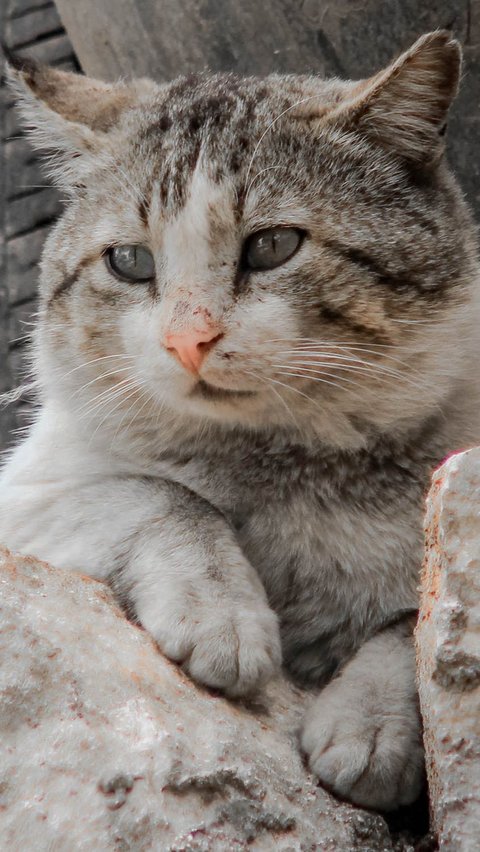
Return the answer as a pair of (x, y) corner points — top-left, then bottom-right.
(191, 380), (256, 401)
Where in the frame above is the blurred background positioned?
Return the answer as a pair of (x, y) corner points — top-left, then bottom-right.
(0, 0), (479, 449)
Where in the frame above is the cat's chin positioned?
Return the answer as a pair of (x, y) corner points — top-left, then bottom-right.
(190, 379), (257, 402)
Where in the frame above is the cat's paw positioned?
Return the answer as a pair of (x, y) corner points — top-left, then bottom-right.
(301, 666), (424, 810)
(138, 589), (282, 697)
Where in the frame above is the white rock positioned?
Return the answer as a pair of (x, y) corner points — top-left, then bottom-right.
(0, 547), (393, 851)
(416, 449), (480, 852)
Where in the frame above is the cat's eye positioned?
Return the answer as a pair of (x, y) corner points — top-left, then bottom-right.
(244, 227), (304, 271)
(105, 245), (155, 282)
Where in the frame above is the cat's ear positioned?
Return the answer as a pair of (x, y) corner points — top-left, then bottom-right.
(4, 52), (155, 191)
(327, 31), (461, 167)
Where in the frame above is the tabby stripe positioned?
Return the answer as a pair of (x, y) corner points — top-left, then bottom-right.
(47, 271), (79, 308)
(47, 255), (97, 308)
(138, 197), (150, 227)
(324, 239), (424, 294)
(317, 304), (391, 345)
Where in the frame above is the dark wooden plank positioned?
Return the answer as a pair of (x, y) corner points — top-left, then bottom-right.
(54, 0), (469, 80)
(6, 226), (47, 305)
(5, 137), (46, 199)
(8, 298), (38, 349)
(5, 5), (62, 49)
(0, 0), (13, 425)
(8, 345), (33, 383)
(0, 2), (78, 448)
(9, 0), (54, 18)
(12, 31), (74, 64)
(6, 187), (62, 239)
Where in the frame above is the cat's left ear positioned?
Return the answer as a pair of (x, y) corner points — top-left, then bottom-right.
(4, 52), (156, 191)
(325, 31), (461, 168)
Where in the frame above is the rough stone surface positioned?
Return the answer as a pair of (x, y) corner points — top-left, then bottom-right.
(0, 547), (395, 851)
(416, 449), (480, 852)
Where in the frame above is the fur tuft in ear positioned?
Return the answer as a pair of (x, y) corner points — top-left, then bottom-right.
(329, 31), (462, 167)
(4, 52), (156, 192)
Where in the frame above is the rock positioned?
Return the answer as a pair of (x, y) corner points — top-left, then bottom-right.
(0, 547), (394, 851)
(416, 449), (480, 851)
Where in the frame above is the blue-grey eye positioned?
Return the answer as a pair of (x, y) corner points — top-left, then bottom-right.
(106, 245), (155, 282)
(245, 227), (304, 271)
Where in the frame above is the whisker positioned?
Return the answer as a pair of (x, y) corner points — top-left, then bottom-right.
(276, 345), (431, 379)
(276, 356), (432, 394)
(58, 354), (134, 380)
(86, 384), (145, 447)
(283, 353), (414, 380)
(110, 385), (154, 449)
(244, 94), (323, 190)
(78, 379), (139, 420)
(261, 374), (326, 412)
(274, 362), (384, 388)
(71, 365), (134, 399)
(244, 165), (281, 203)
(77, 376), (136, 412)
(241, 368), (300, 427)
(273, 369), (364, 399)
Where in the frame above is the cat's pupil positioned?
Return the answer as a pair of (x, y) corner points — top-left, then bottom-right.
(106, 245), (155, 283)
(245, 227), (303, 271)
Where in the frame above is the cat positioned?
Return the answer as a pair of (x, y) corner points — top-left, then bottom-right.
(1, 30), (479, 812)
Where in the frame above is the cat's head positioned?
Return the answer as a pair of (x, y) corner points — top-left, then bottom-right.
(7, 32), (480, 449)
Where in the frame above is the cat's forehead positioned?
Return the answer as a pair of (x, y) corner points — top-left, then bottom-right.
(127, 72), (344, 213)
(152, 71), (339, 127)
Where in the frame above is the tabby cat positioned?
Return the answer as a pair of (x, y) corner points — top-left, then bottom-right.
(1, 31), (479, 810)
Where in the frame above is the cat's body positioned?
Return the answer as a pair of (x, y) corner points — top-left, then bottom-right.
(1, 32), (479, 811)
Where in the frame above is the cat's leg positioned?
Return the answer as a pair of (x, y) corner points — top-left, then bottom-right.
(107, 480), (282, 696)
(0, 462), (281, 697)
(300, 619), (424, 810)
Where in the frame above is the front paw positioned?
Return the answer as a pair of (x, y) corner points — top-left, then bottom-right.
(301, 672), (424, 811)
(138, 587), (282, 698)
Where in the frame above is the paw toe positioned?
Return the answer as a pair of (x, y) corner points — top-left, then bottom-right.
(309, 740), (372, 798)
(185, 626), (239, 691)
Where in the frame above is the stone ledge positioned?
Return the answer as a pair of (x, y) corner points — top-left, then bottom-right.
(0, 546), (393, 851)
(416, 448), (480, 851)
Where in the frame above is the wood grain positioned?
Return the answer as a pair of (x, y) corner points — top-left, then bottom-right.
(0, 0), (78, 447)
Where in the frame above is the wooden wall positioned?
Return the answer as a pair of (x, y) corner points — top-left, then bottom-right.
(0, 0), (79, 447)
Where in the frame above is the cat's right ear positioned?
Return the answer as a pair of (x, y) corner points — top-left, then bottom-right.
(319, 31), (462, 168)
(4, 51), (155, 192)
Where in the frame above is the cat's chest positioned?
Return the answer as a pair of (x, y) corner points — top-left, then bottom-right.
(154, 439), (422, 592)
(159, 438), (417, 523)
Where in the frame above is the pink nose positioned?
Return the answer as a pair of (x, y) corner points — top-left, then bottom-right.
(164, 327), (224, 374)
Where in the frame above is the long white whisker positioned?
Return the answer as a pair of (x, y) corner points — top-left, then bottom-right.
(241, 368), (299, 427)
(71, 366), (133, 399)
(282, 354), (412, 380)
(78, 379), (139, 420)
(263, 375), (325, 412)
(278, 345), (429, 379)
(274, 369), (364, 398)
(244, 94), (322, 189)
(274, 362), (385, 389)
(244, 166), (281, 203)
(86, 384), (145, 448)
(278, 356), (432, 393)
(59, 354), (134, 380)
(110, 385), (154, 450)
(77, 376), (136, 412)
